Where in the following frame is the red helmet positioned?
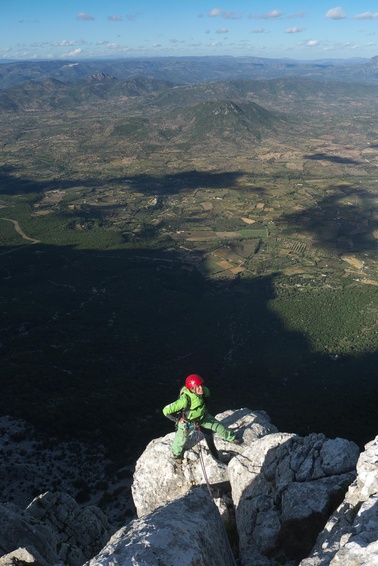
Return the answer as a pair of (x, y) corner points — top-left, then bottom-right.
(185, 374), (204, 389)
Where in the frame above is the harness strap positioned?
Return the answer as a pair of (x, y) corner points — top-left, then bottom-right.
(181, 389), (207, 421)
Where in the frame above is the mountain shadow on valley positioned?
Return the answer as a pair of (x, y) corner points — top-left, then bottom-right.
(0, 236), (377, 462)
(303, 153), (360, 165)
(0, 168), (377, 463)
(278, 184), (377, 254)
(0, 166), (248, 197)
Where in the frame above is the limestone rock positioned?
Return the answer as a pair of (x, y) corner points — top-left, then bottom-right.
(229, 432), (359, 565)
(300, 435), (378, 566)
(131, 409), (361, 565)
(0, 546), (49, 566)
(86, 487), (232, 566)
(212, 408), (278, 448)
(0, 491), (112, 566)
(4, 409), (377, 566)
(132, 408), (277, 518)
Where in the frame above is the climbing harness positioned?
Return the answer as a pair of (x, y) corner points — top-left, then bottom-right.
(171, 386), (208, 424)
(195, 422), (238, 566)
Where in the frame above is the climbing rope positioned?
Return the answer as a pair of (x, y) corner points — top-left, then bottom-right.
(195, 422), (238, 566)
(195, 422), (213, 497)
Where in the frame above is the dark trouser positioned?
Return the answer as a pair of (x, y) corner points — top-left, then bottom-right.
(201, 427), (219, 460)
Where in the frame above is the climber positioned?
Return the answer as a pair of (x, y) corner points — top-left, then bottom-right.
(162, 373), (240, 464)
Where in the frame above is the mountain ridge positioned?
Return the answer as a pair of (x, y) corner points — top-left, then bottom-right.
(2, 74), (378, 115)
(1, 55), (378, 89)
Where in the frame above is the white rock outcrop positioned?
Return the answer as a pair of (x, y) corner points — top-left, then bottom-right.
(229, 432), (359, 565)
(132, 408), (277, 518)
(91, 408), (361, 566)
(3, 408), (378, 566)
(300, 435), (378, 566)
(86, 487), (233, 566)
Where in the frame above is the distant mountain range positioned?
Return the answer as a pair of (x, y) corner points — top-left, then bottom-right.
(1, 55), (378, 89)
(3, 71), (378, 155)
(3, 61), (378, 162)
(2, 73), (378, 116)
(0, 75), (176, 112)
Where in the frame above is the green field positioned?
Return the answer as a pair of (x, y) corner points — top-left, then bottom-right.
(240, 228), (268, 238)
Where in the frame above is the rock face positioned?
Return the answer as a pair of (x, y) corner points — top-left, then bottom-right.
(3, 409), (377, 566)
(132, 408), (277, 518)
(0, 491), (112, 566)
(92, 408), (360, 566)
(229, 432), (359, 565)
(300, 435), (378, 566)
(86, 487), (232, 566)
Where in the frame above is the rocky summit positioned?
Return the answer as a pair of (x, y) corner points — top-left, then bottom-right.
(2, 408), (378, 565)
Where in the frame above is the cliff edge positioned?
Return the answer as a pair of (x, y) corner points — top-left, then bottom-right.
(88, 408), (376, 566)
(2, 408), (378, 566)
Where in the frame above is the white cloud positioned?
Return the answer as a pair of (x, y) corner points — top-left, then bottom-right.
(325, 7), (346, 20)
(207, 8), (241, 19)
(50, 40), (84, 47)
(65, 48), (82, 56)
(77, 12), (95, 21)
(250, 10), (283, 19)
(322, 40), (362, 51)
(285, 27), (304, 33)
(223, 11), (242, 19)
(209, 8), (222, 17)
(298, 39), (319, 47)
(252, 28), (265, 33)
(287, 12), (306, 18)
(354, 12), (378, 20)
(108, 15), (123, 21)
(216, 28), (228, 34)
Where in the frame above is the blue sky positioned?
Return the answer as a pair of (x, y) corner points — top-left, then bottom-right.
(2, 1), (378, 61)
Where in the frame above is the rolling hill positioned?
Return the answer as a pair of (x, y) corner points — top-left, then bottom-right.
(0, 75), (176, 112)
(2, 73), (378, 117)
(1, 55), (378, 89)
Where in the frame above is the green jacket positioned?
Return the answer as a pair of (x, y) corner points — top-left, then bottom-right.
(163, 386), (210, 422)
